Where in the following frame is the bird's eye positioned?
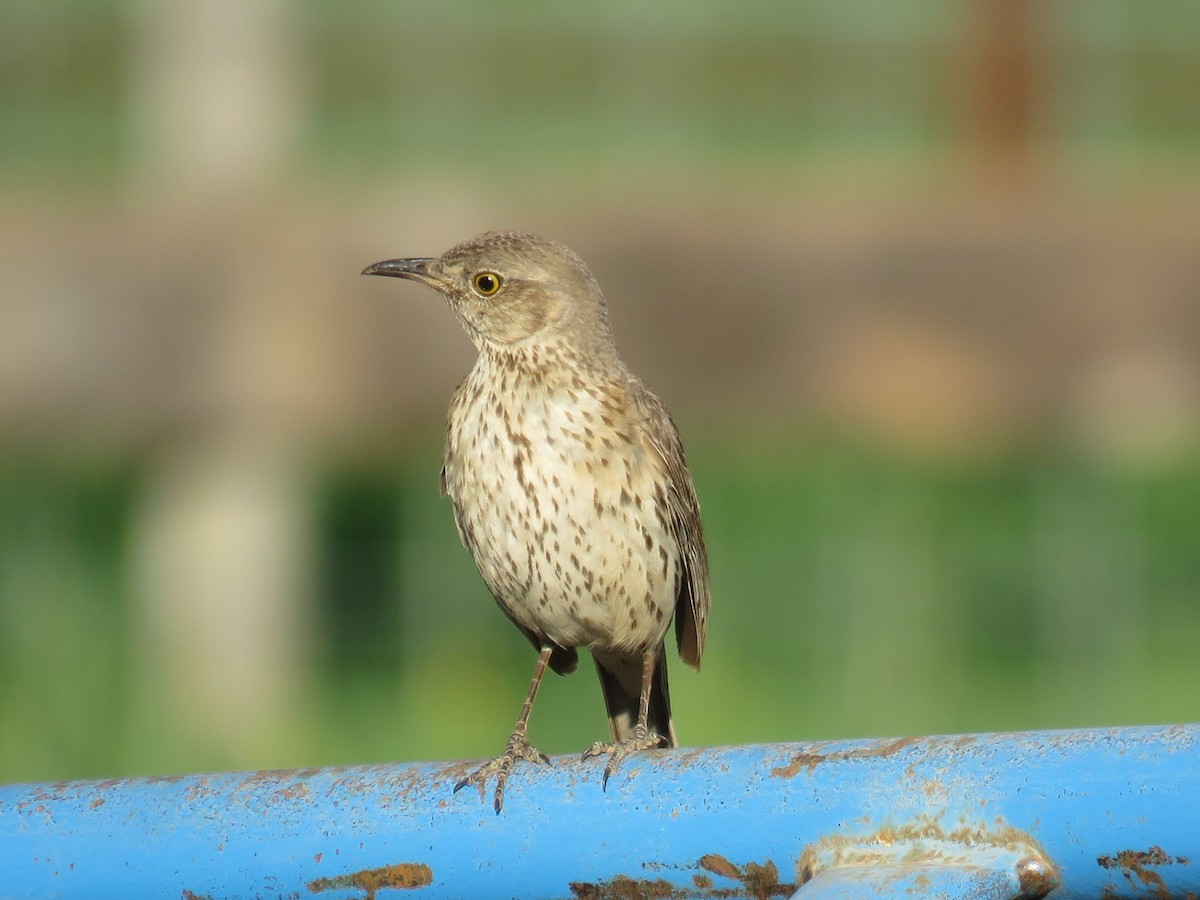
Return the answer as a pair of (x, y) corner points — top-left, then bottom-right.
(473, 271), (502, 296)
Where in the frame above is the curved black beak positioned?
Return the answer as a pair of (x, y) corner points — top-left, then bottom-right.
(361, 257), (439, 285)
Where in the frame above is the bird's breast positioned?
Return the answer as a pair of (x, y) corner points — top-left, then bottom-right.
(443, 369), (679, 653)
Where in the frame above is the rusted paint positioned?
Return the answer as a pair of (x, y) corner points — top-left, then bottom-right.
(800, 816), (1053, 867)
(272, 783), (312, 802)
(698, 854), (742, 881)
(1098, 846), (1192, 898)
(798, 816), (1059, 897)
(771, 736), (924, 779)
(2, 725), (1197, 897)
(569, 875), (680, 899)
(1015, 856), (1056, 899)
(1099, 847), (1191, 869)
(698, 855), (796, 900)
(569, 855), (795, 900)
(243, 767), (326, 785)
(769, 752), (824, 779)
(307, 862), (433, 898)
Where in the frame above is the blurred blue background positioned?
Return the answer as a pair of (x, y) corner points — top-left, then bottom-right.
(1, 0), (1199, 783)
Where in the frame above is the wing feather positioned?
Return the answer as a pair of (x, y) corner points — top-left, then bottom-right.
(631, 381), (710, 669)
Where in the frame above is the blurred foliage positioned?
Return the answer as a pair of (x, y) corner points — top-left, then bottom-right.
(2, 435), (1198, 782)
(0, 458), (135, 779)
(2, 0), (1200, 184)
(0, 0), (128, 181)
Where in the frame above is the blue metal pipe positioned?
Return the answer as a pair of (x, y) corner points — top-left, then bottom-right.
(1, 725), (1197, 899)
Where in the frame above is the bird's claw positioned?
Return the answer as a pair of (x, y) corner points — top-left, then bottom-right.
(453, 731), (550, 813)
(582, 727), (666, 790)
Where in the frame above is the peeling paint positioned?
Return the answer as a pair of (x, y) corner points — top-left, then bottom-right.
(307, 863), (433, 898)
(273, 783), (312, 803)
(798, 816), (1058, 898)
(1098, 846), (1191, 898)
(771, 736), (925, 778)
(568, 855), (795, 900)
(569, 875), (680, 899)
(699, 855), (796, 899)
(1099, 847), (1191, 869)
(1, 725), (1197, 897)
(698, 854), (742, 882)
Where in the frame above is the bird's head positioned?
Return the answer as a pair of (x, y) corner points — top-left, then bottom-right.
(363, 231), (617, 357)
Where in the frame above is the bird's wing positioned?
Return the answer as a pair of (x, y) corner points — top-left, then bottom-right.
(632, 382), (710, 670)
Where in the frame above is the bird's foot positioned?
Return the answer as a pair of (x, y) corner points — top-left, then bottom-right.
(582, 725), (666, 790)
(454, 730), (550, 814)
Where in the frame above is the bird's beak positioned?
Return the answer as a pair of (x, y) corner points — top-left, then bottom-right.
(361, 257), (440, 287)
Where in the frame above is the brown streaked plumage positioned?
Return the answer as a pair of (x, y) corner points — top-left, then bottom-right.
(363, 231), (709, 812)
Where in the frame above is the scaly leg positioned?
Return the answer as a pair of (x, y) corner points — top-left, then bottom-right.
(454, 644), (553, 813)
(582, 649), (666, 788)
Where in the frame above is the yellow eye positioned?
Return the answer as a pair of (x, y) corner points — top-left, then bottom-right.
(473, 271), (502, 296)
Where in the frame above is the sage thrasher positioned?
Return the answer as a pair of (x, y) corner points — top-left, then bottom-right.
(364, 231), (710, 812)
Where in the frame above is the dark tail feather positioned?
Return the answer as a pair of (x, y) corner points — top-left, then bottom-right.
(593, 648), (677, 747)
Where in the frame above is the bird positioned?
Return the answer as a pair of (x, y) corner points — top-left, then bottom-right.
(363, 231), (709, 813)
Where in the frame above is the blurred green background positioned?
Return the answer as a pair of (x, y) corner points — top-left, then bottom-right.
(1, 0), (1199, 784)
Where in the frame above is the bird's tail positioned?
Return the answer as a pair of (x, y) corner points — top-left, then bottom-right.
(592, 647), (677, 747)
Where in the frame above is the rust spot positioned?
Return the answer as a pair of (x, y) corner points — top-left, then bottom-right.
(698, 854), (742, 881)
(88, 798), (105, 809)
(740, 862), (794, 900)
(1133, 868), (1168, 896)
(698, 855), (797, 899)
(243, 767), (324, 785)
(141, 773), (187, 785)
(1097, 846), (1188, 898)
(921, 779), (945, 798)
(798, 861), (815, 885)
(181, 892), (216, 900)
(768, 753), (824, 779)
(308, 863), (433, 898)
(569, 876), (680, 899)
(771, 737), (923, 779)
(571, 856), (794, 900)
(314, 852), (323, 864)
(274, 783), (312, 802)
(1098, 847), (1189, 869)
(1015, 856), (1056, 899)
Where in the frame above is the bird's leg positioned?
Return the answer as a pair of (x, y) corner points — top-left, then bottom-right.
(454, 644), (553, 813)
(582, 649), (667, 789)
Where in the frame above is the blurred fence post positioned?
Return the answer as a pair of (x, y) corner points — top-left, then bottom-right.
(128, 0), (299, 193)
(1, 725), (1198, 898)
(124, 0), (312, 761)
(131, 438), (313, 761)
